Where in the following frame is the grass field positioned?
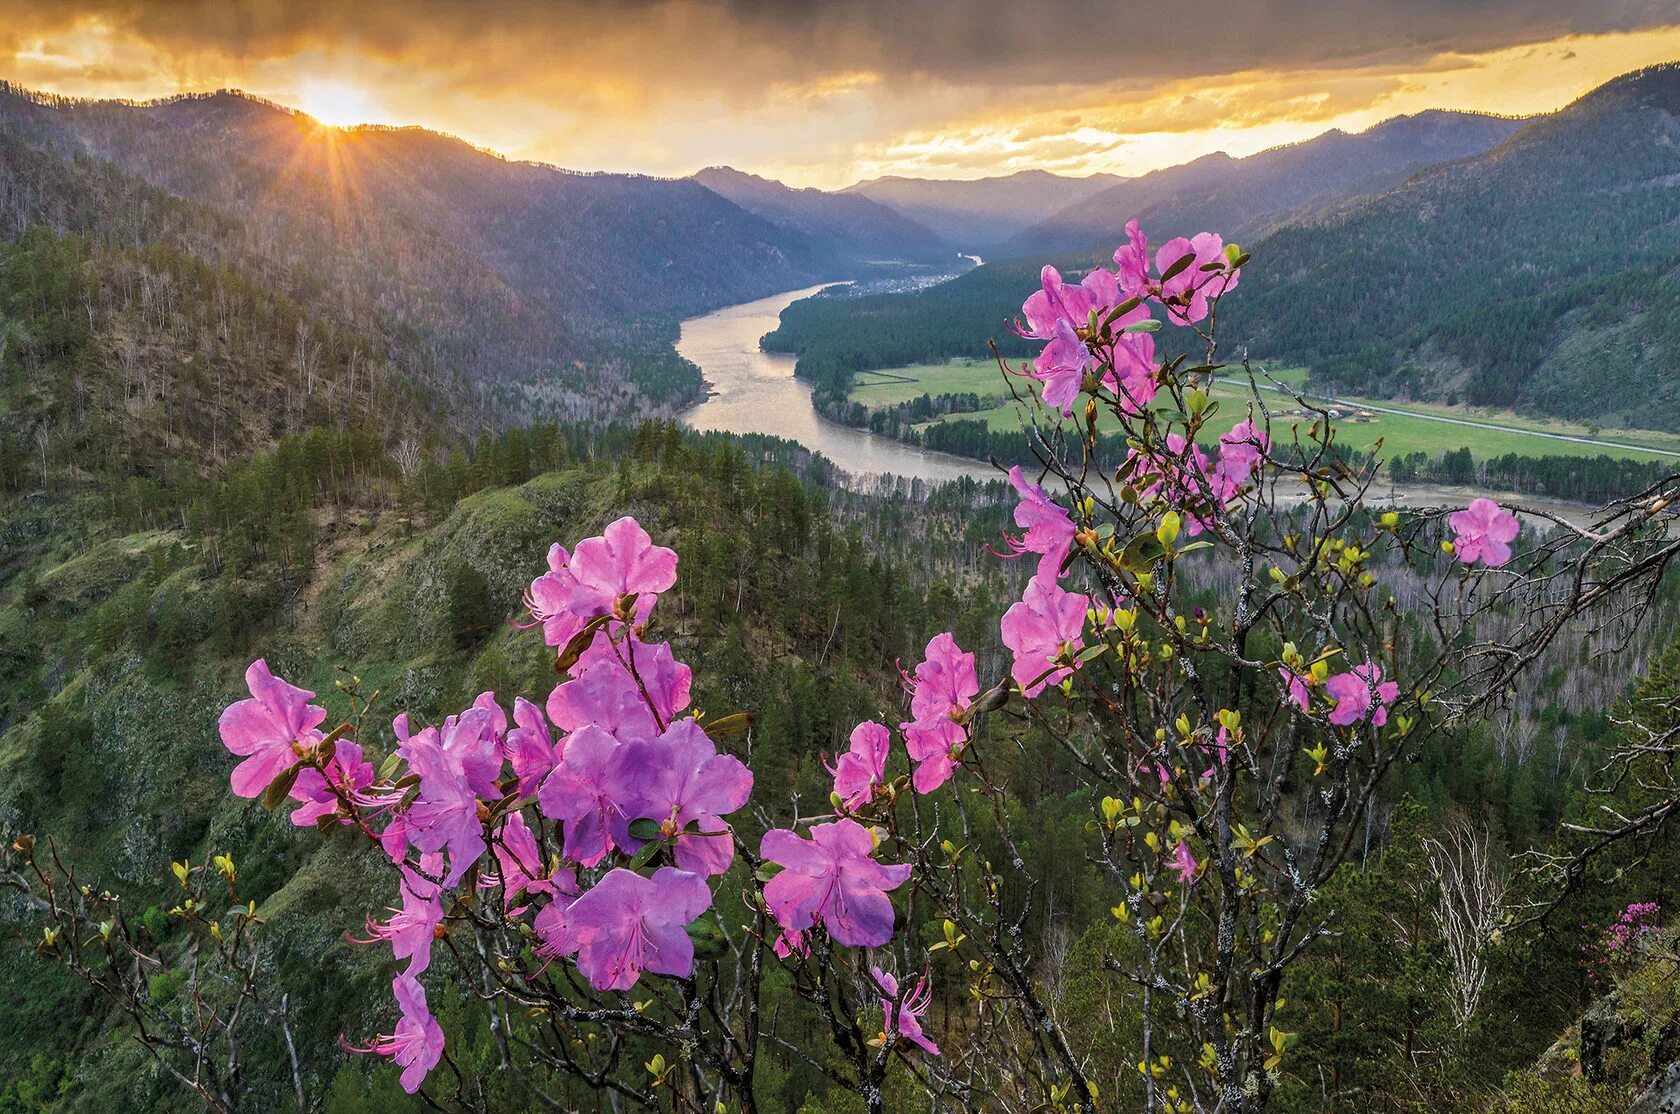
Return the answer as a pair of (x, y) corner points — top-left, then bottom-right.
(850, 362), (1680, 463)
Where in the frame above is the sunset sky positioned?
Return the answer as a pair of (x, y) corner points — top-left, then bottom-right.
(6, 1), (1680, 188)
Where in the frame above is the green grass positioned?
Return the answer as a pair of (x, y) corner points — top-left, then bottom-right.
(860, 362), (1680, 463)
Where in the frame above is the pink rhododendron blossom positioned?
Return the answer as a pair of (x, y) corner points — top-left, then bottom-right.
(772, 928), (809, 958)
(1449, 498), (1519, 568)
(899, 633), (978, 793)
(506, 696), (560, 799)
(1213, 419), (1268, 495)
(346, 975), (444, 1094)
(1279, 668), (1311, 712)
(484, 812), (577, 913)
(611, 719), (752, 876)
(761, 819), (911, 949)
(537, 725), (628, 866)
(873, 967), (939, 1055)
(438, 698), (504, 799)
(543, 867), (713, 991)
(1013, 265), (1147, 416)
(828, 721), (891, 810)
(219, 660), (328, 798)
(1154, 232), (1240, 324)
(523, 517), (678, 650)
(903, 719), (966, 794)
(1113, 221), (1241, 324)
(1325, 662), (1400, 728)
(1003, 469), (1076, 578)
(1104, 330), (1159, 415)
(356, 868), (444, 977)
(907, 633), (980, 724)
(289, 740), (374, 827)
(1171, 840), (1199, 884)
(1001, 575), (1090, 697)
(402, 729), (488, 886)
(549, 637), (692, 739)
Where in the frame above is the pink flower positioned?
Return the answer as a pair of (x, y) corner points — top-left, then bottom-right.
(524, 518), (677, 650)
(1279, 668), (1311, 712)
(903, 719), (966, 794)
(542, 867), (713, 991)
(1213, 419), (1268, 497)
(873, 967), (939, 1055)
(438, 697), (504, 799)
(611, 719), (753, 876)
(506, 697), (560, 799)
(1325, 662), (1399, 728)
(1003, 469), (1076, 579)
(1104, 330), (1159, 416)
(828, 721), (891, 811)
(288, 740), (374, 827)
(1449, 498), (1519, 568)
(345, 975), (444, 1094)
(402, 728), (488, 887)
(1153, 232), (1240, 325)
(1113, 221), (1241, 324)
(547, 637), (692, 740)
(1001, 575), (1090, 697)
(1014, 265), (1145, 416)
(355, 868), (443, 977)
(219, 660), (327, 798)
(907, 633), (980, 725)
(484, 812), (577, 913)
(1171, 840), (1199, 884)
(772, 928), (809, 958)
(538, 725), (628, 866)
(761, 819), (911, 949)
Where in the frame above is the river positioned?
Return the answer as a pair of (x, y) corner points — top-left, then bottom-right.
(675, 286), (1601, 524)
(676, 285), (996, 484)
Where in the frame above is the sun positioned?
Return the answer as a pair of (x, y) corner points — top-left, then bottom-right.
(295, 79), (376, 128)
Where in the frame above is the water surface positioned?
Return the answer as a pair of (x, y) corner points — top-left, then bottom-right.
(677, 286), (995, 485)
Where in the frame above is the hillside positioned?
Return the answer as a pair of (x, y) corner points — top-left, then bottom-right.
(693, 166), (952, 266)
(844, 169), (1127, 250)
(0, 84), (889, 412)
(767, 64), (1680, 433)
(1224, 62), (1680, 425)
(999, 110), (1525, 258)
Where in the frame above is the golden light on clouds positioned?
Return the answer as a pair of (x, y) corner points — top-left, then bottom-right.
(3, 3), (1678, 188)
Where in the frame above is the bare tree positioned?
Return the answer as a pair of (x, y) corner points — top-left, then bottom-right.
(1423, 821), (1509, 1028)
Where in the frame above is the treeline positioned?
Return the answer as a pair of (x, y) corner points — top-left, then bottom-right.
(1387, 447), (1675, 503)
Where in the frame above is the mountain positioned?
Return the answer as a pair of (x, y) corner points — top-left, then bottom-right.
(844, 169), (1127, 250)
(1000, 110), (1525, 258)
(692, 166), (952, 266)
(768, 64), (1680, 433)
(1226, 62), (1680, 425)
(0, 84), (869, 412)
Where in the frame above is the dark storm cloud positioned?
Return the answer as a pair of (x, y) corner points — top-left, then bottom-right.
(12, 0), (1679, 91)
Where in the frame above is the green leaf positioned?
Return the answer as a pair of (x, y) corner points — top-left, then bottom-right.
(1120, 532), (1169, 572)
(627, 817), (662, 841)
(261, 764), (302, 811)
(554, 615), (611, 674)
(1158, 251), (1197, 283)
(703, 712), (756, 740)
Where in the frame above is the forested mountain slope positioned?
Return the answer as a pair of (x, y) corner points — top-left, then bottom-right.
(0, 84), (883, 412)
(999, 109), (1523, 258)
(844, 169), (1127, 250)
(767, 64), (1680, 432)
(693, 166), (953, 266)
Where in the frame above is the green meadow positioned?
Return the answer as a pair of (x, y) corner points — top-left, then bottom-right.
(850, 361), (1680, 463)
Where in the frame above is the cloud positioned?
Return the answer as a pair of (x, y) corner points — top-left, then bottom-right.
(2, 2), (1678, 184)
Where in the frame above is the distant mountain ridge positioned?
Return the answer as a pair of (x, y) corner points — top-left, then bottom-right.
(0, 83), (883, 412)
(844, 170), (1128, 250)
(762, 62), (1680, 433)
(1000, 109), (1527, 258)
(692, 166), (952, 266)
